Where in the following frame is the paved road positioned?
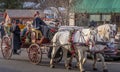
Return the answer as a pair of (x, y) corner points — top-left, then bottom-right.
(0, 49), (120, 72)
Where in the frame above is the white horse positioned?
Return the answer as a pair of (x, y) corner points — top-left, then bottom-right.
(74, 28), (109, 72)
(96, 24), (117, 41)
(50, 27), (102, 72)
(88, 24), (117, 72)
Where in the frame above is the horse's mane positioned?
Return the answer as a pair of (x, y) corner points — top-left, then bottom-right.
(97, 24), (111, 27)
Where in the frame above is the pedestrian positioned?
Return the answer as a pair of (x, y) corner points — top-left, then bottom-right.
(113, 23), (117, 36)
(89, 20), (97, 28)
(103, 19), (107, 24)
(10, 19), (21, 54)
(0, 21), (5, 39)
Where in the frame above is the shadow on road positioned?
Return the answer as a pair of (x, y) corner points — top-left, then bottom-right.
(0, 67), (21, 72)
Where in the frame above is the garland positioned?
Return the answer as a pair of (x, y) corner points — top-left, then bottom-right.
(68, 29), (76, 56)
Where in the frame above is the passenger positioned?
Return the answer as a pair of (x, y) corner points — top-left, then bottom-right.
(89, 20), (97, 28)
(21, 23), (32, 43)
(0, 21), (5, 39)
(21, 23), (32, 37)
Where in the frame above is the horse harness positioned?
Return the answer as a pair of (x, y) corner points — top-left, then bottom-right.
(68, 29), (95, 55)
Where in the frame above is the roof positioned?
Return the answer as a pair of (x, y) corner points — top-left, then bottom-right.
(5, 9), (44, 18)
(73, 0), (120, 13)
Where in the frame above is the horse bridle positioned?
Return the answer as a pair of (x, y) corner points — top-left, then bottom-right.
(109, 25), (117, 38)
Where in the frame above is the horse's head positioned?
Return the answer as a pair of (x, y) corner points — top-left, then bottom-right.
(98, 24), (117, 41)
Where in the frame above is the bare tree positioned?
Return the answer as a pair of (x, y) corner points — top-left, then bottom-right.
(36, 0), (76, 25)
(19, 0), (77, 25)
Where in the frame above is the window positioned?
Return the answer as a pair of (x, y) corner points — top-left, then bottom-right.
(90, 15), (100, 21)
(102, 15), (111, 21)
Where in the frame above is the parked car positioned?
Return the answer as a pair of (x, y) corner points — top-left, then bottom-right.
(103, 43), (120, 60)
(87, 43), (120, 61)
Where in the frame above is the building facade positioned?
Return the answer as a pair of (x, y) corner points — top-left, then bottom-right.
(71, 0), (120, 30)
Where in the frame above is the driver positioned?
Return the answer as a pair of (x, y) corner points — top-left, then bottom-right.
(32, 11), (49, 43)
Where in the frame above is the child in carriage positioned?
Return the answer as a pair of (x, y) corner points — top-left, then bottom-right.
(21, 23), (33, 43)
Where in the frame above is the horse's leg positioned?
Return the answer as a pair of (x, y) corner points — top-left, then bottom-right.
(98, 53), (108, 72)
(92, 53), (98, 71)
(77, 49), (85, 72)
(72, 46), (81, 68)
(68, 54), (73, 67)
(50, 45), (56, 68)
(74, 54), (79, 68)
(68, 46), (78, 68)
(82, 51), (87, 65)
(62, 48), (70, 69)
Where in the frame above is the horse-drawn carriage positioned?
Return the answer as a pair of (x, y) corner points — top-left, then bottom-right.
(0, 23), (63, 65)
(1, 23), (118, 72)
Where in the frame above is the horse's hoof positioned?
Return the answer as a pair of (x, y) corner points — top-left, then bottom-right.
(81, 70), (86, 72)
(66, 67), (71, 70)
(75, 65), (78, 68)
(103, 69), (108, 72)
(69, 63), (72, 67)
(66, 66), (72, 70)
(50, 65), (55, 68)
(93, 68), (98, 71)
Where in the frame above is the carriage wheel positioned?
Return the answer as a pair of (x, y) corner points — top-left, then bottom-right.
(1, 36), (12, 59)
(28, 44), (42, 65)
